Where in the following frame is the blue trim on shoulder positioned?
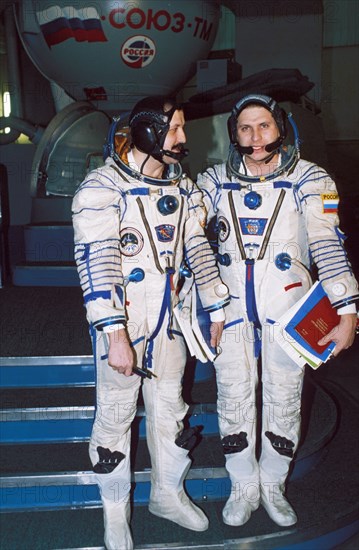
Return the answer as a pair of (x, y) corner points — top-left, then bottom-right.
(127, 187), (188, 197)
(222, 183), (243, 191)
(273, 181), (292, 189)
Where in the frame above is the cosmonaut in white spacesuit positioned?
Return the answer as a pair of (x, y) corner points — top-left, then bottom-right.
(196, 94), (358, 528)
(72, 96), (229, 550)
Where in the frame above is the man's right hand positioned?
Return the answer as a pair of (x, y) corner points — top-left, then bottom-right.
(108, 329), (134, 376)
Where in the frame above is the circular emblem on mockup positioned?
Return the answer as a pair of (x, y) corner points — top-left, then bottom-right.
(332, 282), (347, 296)
(121, 36), (156, 68)
(217, 216), (230, 242)
(119, 228), (144, 256)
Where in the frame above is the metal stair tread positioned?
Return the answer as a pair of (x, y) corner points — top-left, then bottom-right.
(1, 465), (229, 487)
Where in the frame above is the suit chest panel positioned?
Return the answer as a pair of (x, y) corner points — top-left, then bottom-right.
(119, 192), (186, 268)
(217, 187), (301, 248)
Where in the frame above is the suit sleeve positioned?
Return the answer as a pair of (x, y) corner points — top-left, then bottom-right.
(183, 177), (229, 312)
(72, 168), (127, 330)
(196, 164), (225, 222)
(299, 162), (359, 309)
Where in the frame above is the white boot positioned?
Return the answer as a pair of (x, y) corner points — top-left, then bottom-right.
(93, 447), (134, 550)
(223, 481), (260, 526)
(258, 339), (303, 527)
(222, 446), (260, 527)
(148, 433), (209, 531)
(149, 483), (209, 531)
(259, 434), (297, 527)
(103, 497), (133, 550)
(260, 481), (297, 527)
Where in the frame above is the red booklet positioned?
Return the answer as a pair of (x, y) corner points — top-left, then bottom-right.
(293, 294), (339, 354)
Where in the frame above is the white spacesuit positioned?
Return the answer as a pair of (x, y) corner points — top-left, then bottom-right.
(72, 97), (229, 550)
(197, 94), (358, 528)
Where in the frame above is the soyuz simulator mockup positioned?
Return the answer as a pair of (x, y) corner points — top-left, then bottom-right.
(15, 0), (220, 113)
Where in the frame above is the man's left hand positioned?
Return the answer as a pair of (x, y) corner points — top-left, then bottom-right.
(317, 313), (357, 356)
(210, 321), (224, 348)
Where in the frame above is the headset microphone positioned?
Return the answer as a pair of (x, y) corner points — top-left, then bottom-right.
(238, 145), (254, 155)
(264, 136), (283, 153)
(162, 144), (189, 161)
(236, 137), (283, 157)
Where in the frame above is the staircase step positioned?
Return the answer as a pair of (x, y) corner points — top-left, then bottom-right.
(12, 264), (79, 286)
(0, 466), (230, 512)
(0, 403), (219, 444)
(0, 355), (214, 388)
(0, 436), (222, 475)
(0, 383), (339, 512)
(0, 356), (94, 388)
(24, 224), (74, 263)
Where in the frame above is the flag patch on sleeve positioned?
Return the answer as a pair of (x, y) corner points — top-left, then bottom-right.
(321, 193), (339, 214)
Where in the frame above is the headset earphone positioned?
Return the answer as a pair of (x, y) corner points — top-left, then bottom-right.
(128, 96), (188, 162)
(102, 97), (188, 185)
(129, 109), (172, 160)
(104, 97), (188, 164)
(227, 94), (287, 154)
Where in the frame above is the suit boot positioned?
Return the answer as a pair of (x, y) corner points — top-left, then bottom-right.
(93, 448), (134, 550)
(222, 449), (260, 526)
(260, 480), (297, 527)
(148, 432), (209, 531)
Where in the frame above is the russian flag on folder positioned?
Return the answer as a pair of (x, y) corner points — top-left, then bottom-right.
(37, 6), (108, 47)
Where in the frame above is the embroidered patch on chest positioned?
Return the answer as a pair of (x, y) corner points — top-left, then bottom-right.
(321, 193), (339, 214)
(217, 216), (230, 242)
(239, 218), (268, 235)
(155, 224), (175, 242)
(119, 227), (144, 256)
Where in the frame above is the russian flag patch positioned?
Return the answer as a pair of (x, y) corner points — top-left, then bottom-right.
(321, 193), (339, 214)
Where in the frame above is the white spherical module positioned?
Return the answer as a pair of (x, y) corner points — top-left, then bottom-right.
(16, 0), (220, 113)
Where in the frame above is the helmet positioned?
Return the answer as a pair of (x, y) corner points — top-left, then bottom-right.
(129, 96), (187, 162)
(102, 98), (185, 186)
(227, 93), (287, 154)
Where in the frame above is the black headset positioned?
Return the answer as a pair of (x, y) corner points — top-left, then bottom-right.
(104, 96), (188, 165)
(130, 111), (171, 159)
(129, 96), (183, 161)
(227, 94), (287, 154)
